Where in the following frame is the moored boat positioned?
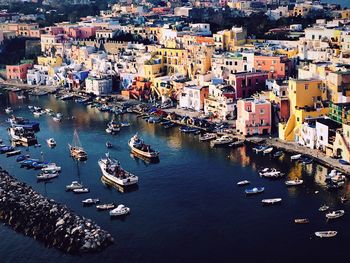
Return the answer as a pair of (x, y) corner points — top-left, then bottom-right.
(315, 231), (337, 238)
(319, 205), (329, 212)
(46, 138), (56, 147)
(199, 133), (216, 141)
(290, 154), (302, 160)
(128, 134), (159, 160)
(273, 151), (283, 157)
(285, 179), (303, 186)
(261, 198), (282, 205)
(96, 203), (115, 211)
(5, 107), (13, 114)
(98, 153), (138, 186)
(109, 204), (130, 217)
(66, 181), (83, 191)
(211, 135), (234, 146)
(245, 187), (265, 195)
(326, 210), (345, 220)
(37, 172), (59, 181)
(6, 150), (21, 157)
(73, 188), (90, 194)
(68, 129), (87, 161)
(106, 141), (113, 148)
(237, 180), (250, 186)
(82, 198), (100, 205)
(294, 218), (309, 224)
(263, 147), (273, 154)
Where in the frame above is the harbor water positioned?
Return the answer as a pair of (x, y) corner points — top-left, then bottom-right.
(0, 91), (349, 263)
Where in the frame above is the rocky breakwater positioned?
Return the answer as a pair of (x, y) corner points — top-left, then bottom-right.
(0, 169), (113, 253)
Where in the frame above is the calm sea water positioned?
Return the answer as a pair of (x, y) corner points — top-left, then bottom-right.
(0, 91), (349, 263)
(324, 0), (349, 7)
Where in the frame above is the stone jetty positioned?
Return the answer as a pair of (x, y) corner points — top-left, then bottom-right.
(0, 169), (113, 254)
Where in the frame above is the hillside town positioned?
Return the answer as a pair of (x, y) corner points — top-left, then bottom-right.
(0, 0), (350, 164)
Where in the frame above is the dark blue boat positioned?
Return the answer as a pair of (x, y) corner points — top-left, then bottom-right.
(8, 116), (40, 131)
(179, 126), (199, 133)
(339, 159), (350, 165)
(16, 154), (30, 162)
(0, 146), (15, 154)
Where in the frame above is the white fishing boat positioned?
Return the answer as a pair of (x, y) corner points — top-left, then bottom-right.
(315, 231), (337, 238)
(237, 180), (250, 186)
(98, 153), (138, 186)
(109, 204), (130, 217)
(82, 198), (100, 205)
(290, 154), (302, 160)
(285, 179), (303, 186)
(66, 181), (83, 191)
(199, 133), (216, 141)
(326, 210), (345, 220)
(73, 188), (90, 194)
(263, 147), (273, 154)
(46, 138), (56, 147)
(261, 198), (282, 205)
(211, 135), (233, 146)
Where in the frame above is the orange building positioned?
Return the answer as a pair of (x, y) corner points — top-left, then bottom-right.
(6, 63), (32, 81)
(254, 55), (293, 79)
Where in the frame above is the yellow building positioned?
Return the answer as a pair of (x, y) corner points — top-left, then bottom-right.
(37, 55), (63, 67)
(333, 123), (350, 161)
(143, 55), (164, 80)
(340, 10), (350, 19)
(291, 5), (311, 17)
(279, 79), (328, 141)
(155, 47), (188, 76)
(213, 27), (247, 51)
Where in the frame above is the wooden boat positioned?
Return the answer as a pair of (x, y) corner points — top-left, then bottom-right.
(339, 159), (350, 165)
(261, 198), (282, 205)
(237, 180), (250, 186)
(285, 179), (303, 186)
(245, 187), (264, 195)
(290, 154), (302, 160)
(128, 134), (159, 159)
(326, 210), (345, 220)
(68, 129), (87, 161)
(315, 231), (337, 238)
(294, 218), (309, 224)
(96, 203), (115, 211)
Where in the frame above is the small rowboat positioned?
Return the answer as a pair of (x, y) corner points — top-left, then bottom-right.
(315, 231), (337, 238)
(245, 187), (264, 195)
(262, 198), (282, 205)
(294, 218), (309, 224)
(285, 179), (303, 186)
(263, 147), (273, 154)
(73, 188), (90, 194)
(290, 154), (302, 160)
(237, 180), (250, 186)
(326, 210), (345, 220)
(319, 205), (329, 212)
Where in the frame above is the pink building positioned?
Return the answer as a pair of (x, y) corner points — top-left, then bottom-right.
(6, 63), (32, 81)
(230, 71), (268, 99)
(49, 26), (65, 35)
(236, 98), (271, 136)
(63, 26), (99, 39)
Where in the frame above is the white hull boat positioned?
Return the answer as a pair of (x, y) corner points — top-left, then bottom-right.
(109, 204), (130, 217)
(237, 180), (250, 186)
(290, 154), (302, 160)
(326, 210), (345, 220)
(285, 179), (303, 186)
(315, 231), (337, 238)
(262, 198), (282, 205)
(263, 147), (273, 154)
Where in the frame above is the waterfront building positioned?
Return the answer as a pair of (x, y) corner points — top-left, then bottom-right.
(179, 84), (208, 111)
(6, 62), (32, 82)
(85, 75), (113, 96)
(315, 117), (342, 155)
(204, 84), (235, 120)
(236, 98), (272, 136)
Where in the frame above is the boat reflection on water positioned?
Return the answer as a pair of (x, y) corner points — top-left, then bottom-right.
(100, 176), (139, 193)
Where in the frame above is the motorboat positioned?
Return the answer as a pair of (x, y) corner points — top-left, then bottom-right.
(128, 134), (159, 159)
(290, 154), (302, 160)
(327, 181), (344, 190)
(106, 141), (113, 148)
(294, 218), (309, 224)
(261, 198), (282, 205)
(46, 138), (56, 147)
(245, 187), (265, 195)
(263, 147), (273, 154)
(211, 135), (234, 146)
(8, 127), (37, 146)
(37, 172), (59, 181)
(41, 163), (61, 173)
(285, 179), (303, 186)
(96, 203), (115, 211)
(106, 118), (121, 133)
(179, 126), (199, 133)
(73, 188), (90, 194)
(98, 153), (138, 186)
(315, 231), (337, 238)
(199, 133), (216, 141)
(259, 168), (284, 178)
(68, 129), (87, 161)
(319, 205), (329, 212)
(5, 107), (13, 114)
(237, 180), (250, 186)
(109, 204), (130, 217)
(273, 151), (283, 158)
(82, 198), (100, 205)
(66, 181), (83, 191)
(6, 150), (21, 157)
(326, 210), (345, 220)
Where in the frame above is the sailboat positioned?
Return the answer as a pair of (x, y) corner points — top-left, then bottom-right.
(68, 129), (87, 161)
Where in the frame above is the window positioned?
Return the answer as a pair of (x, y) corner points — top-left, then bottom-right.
(260, 109), (265, 114)
(305, 84), (308, 90)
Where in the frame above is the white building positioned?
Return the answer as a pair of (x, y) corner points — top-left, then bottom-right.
(179, 84), (206, 111)
(85, 75), (113, 96)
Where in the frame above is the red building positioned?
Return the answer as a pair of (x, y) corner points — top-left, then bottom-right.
(254, 55), (292, 79)
(230, 71), (268, 99)
(6, 63), (32, 81)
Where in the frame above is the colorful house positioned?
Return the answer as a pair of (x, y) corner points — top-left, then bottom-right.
(236, 98), (272, 136)
(254, 54), (293, 80)
(229, 71), (268, 99)
(6, 62), (32, 81)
